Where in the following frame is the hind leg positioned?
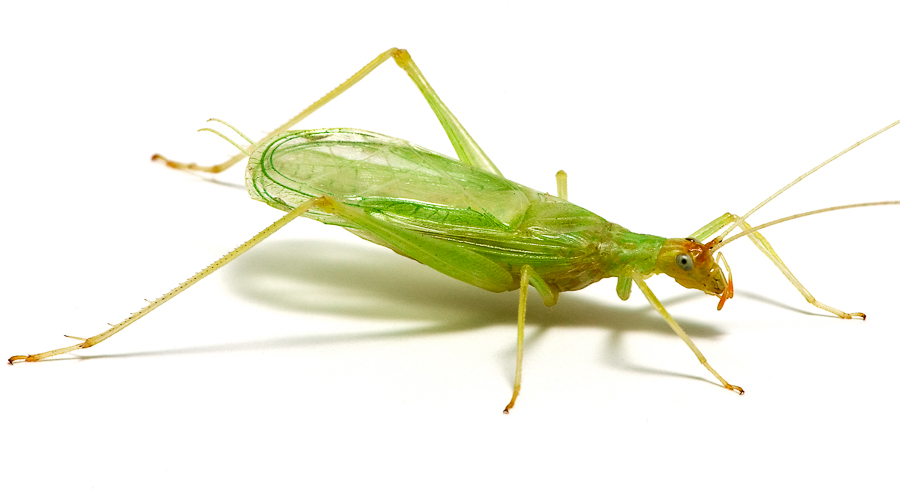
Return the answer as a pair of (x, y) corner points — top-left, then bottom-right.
(154, 48), (501, 176)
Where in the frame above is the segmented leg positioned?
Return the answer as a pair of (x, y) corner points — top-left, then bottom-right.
(631, 272), (744, 394)
(332, 203), (564, 412)
(691, 213), (865, 319)
(9, 197), (331, 364)
(154, 48), (501, 176)
(8, 195), (525, 364)
(309, 198), (570, 412)
(503, 265), (558, 414)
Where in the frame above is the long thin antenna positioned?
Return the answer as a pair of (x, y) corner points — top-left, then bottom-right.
(712, 201), (900, 251)
(714, 120), (900, 243)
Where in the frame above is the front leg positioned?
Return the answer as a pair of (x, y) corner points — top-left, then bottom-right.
(503, 265), (558, 414)
(689, 213), (865, 319)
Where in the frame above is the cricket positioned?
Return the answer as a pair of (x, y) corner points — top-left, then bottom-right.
(8, 48), (899, 412)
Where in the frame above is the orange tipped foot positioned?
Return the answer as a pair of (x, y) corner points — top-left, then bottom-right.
(151, 153), (199, 171)
(833, 311), (866, 320)
(150, 154), (230, 173)
(727, 384), (745, 395)
(807, 297), (868, 320)
(7, 351), (55, 364)
(8, 337), (90, 364)
(503, 386), (520, 414)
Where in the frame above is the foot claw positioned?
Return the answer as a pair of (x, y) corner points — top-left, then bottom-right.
(151, 154), (197, 171)
(150, 153), (170, 166)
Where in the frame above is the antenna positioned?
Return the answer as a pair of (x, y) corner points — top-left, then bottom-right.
(712, 201), (900, 252)
(713, 120), (899, 244)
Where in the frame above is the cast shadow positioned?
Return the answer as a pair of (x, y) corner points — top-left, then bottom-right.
(218, 239), (733, 386)
(59, 238), (807, 389)
(223, 239), (722, 335)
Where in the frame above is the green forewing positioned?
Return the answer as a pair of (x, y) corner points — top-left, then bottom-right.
(247, 129), (530, 229)
(246, 129), (622, 290)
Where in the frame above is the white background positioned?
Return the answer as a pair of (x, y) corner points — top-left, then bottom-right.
(2, 1), (899, 500)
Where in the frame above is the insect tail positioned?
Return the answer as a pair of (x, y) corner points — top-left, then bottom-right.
(197, 118), (259, 156)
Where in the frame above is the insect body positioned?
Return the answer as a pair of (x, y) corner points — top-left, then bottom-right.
(249, 128), (681, 297)
(9, 48), (898, 413)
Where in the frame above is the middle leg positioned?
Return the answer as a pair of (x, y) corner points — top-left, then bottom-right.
(631, 271), (744, 394)
(504, 265), (558, 413)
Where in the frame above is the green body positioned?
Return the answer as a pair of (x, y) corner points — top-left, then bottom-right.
(246, 128), (666, 293)
(11, 48), (877, 401)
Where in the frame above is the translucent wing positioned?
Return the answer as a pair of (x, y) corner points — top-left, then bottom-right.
(247, 128), (531, 230)
(247, 129), (615, 287)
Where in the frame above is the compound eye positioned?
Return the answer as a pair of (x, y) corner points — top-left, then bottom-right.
(676, 253), (693, 272)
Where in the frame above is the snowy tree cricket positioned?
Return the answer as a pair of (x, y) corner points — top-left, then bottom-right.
(8, 48), (899, 413)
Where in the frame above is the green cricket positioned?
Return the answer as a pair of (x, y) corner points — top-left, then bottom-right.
(9, 48), (899, 413)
